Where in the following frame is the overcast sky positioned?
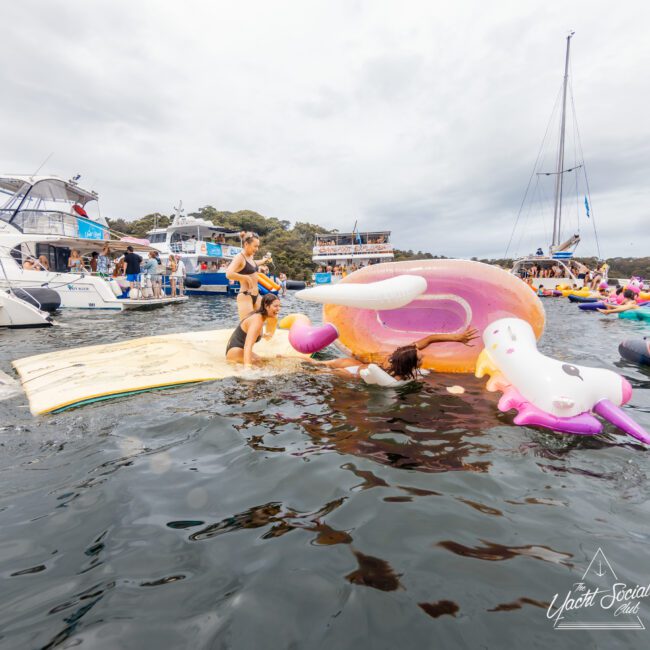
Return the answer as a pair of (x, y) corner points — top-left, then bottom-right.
(1, 0), (648, 258)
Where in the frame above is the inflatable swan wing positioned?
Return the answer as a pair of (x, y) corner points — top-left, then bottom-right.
(475, 318), (650, 444)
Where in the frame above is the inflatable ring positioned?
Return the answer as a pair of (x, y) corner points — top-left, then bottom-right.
(619, 339), (650, 366)
(619, 309), (650, 322)
(578, 302), (605, 311)
(301, 260), (545, 373)
(568, 295), (599, 303)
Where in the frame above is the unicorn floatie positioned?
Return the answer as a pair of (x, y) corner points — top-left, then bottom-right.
(475, 318), (650, 444)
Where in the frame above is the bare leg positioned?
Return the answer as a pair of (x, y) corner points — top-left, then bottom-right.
(226, 347), (262, 364)
(236, 294), (256, 320)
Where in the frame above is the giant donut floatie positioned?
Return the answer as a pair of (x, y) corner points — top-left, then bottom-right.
(300, 260), (545, 373)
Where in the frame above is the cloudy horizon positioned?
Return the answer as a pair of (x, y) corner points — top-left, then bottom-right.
(1, 0), (648, 259)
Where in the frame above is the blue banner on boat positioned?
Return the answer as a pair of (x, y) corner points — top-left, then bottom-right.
(205, 242), (223, 257)
(76, 217), (108, 240)
(552, 252), (574, 259)
(315, 272), (332, 284)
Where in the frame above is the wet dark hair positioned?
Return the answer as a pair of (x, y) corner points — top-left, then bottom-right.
(255, 293), (279, 317)
(623, 289), (635, 300)
(387, 345), (420, 381)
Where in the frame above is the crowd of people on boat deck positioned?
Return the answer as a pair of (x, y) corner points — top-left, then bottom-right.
(315, 261), (381, 277)
(520, 259), (610, 290)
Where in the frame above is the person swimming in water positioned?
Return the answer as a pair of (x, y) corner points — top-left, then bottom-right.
(316, 327), (479, 381)
(225, 293), (280, 367)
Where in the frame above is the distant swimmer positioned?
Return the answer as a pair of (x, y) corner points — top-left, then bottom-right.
(316, 328), (479, 381)
(226, 294), (280, 367)
(226, 232), (273, 320)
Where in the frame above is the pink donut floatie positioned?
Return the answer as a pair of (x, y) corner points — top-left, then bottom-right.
(316, 260), (545, 373)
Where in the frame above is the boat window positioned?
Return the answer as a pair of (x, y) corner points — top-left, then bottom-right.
(147, 233), (166, 243)
(0, 181), (32, 212)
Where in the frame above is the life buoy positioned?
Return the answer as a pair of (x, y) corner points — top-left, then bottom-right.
(72, 204), (88, 217)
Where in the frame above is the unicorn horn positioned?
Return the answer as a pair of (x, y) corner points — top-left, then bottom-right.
(593, 399), (650, 445)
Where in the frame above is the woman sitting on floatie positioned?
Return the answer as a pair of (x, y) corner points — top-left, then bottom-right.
(597, 289), (638, 314)
(317, 328), (479, 381)
(226, 294), (280, 366)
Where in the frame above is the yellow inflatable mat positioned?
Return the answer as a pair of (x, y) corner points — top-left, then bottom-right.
(12, 329), (307, 416)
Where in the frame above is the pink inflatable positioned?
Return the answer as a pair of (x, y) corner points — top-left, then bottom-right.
(279, 314), (338, 354)
(317, 260), (545, 373)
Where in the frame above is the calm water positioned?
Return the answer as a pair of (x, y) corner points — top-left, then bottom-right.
(1, 296), (649, 649)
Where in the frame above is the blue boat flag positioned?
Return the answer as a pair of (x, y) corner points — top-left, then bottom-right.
(584, 196), (590, 218)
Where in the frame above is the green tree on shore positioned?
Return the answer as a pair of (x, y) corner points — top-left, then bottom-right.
(107, 211), (650, 280)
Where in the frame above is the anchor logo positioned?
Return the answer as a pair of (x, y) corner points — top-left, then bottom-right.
(547, 548), (648, 630)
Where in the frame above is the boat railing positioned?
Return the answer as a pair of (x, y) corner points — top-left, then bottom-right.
(3, 209), (108, 240)
(169, 240), (243, 258)
(312, 243), (393, 255)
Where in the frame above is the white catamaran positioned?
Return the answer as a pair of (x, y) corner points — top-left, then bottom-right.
(508, 31), (602, 289)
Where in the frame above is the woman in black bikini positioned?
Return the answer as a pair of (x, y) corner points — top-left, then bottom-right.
(225, 294), (281, 366)
(226, 233), (272, 320)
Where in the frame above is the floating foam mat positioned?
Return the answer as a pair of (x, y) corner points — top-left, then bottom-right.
(13, 328), (307, 415)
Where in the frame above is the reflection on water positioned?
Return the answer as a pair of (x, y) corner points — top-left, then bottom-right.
(1, 297), (650, 648)
(438, 540), (574, 566)
(418, 600), (460, 619)
(235, 374), (496, 474)
(345, 550), (402, 591)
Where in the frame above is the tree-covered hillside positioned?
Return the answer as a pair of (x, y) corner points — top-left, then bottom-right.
(107, 208), (649, 280)
(108, 207), (435, 280)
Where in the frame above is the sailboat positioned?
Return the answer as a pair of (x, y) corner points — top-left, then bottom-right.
(508, 32), (600, 289)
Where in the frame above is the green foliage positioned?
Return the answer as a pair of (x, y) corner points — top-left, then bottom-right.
(108, 210), (650, 280)
(393, 250), (437, 261)
(108, 213), (171, 239)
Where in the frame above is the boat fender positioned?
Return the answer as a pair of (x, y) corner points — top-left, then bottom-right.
(184, 277), (202, 289)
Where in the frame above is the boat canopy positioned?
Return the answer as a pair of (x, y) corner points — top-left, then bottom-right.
(0, 175), (106, 227)
(7, 235), (158, 255)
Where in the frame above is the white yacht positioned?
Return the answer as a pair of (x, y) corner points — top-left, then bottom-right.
(146, 202), (243, 295)
(0, 175), (183, 309)
(312, 230), (394, 283)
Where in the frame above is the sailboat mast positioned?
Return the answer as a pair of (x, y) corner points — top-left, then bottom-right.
(551, 30), (575, 250)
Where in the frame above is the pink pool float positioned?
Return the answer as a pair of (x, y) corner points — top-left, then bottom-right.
(296, 260), (545, 373)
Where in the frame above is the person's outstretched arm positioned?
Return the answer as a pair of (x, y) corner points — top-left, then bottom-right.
(597, 303), (637, 314)
(413, 327), (479, 350)
(263, 317), (278, 341)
